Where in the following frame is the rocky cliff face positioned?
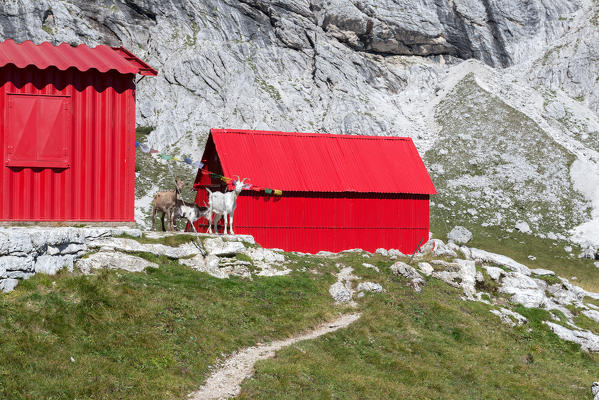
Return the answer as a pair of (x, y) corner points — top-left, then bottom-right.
(0, 0), (598, 245)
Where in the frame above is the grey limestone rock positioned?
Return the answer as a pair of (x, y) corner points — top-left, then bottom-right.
(375, 248), (388, 257)
(490, 307), (528, 327)
(483, 266), (505, 281)
(390, 261), (425, 292)
(544, 321), (599, 352)
(592, 381), (599, 400)
(76, 251), (159, 274)
(0, 255), (34, 272)
(356, 282), (383, 293)
(447, 226), (472, 244)
(469, 247), (531, 275)
(89, 237), (200, 259)
(203, 237), (246, 256)
(34, 255), (74, 275)
(362, 263), (380, 272)
(417, 262), (434, 276)
(498, 272), (547, 308)
(329, 281), (352, 303)
(0, 278), (19, 293)
(514, 221), (532, 234)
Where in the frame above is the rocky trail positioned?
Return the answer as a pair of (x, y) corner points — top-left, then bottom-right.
(187, 313), (361, 400)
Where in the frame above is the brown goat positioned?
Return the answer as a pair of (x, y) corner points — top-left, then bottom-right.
(151, 179), (186, 231)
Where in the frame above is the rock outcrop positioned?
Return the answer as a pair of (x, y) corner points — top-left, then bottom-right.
(0, 0), (596, 240)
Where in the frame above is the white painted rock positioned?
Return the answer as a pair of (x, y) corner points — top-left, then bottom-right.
(76, 252), (158, 274)
(447, 226), (472, 244)
(34, 255), (74, 275)
(592, 382), (599, 400)
(356, 282), (383, 293)
(0, 278), (18, 293)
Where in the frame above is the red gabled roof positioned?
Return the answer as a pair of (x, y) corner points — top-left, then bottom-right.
(0, 39), (157, 76)
(210, 129), (436, 194)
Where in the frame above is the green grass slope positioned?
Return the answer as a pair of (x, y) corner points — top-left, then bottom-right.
(1, 246), (598, 399)
(238, 254), (599, 400)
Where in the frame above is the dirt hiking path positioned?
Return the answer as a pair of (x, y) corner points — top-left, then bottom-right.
(187, 313), (361, 400)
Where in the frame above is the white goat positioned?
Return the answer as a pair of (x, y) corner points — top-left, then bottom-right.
(206, 177), (247, 235)
(173, 199), (210, 233)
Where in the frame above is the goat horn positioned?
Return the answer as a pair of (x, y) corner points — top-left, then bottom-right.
(233, 175), (240, 182)
(241, 178), (249, 184)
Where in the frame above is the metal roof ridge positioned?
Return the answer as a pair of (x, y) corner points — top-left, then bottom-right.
(213, 128), (412, 141)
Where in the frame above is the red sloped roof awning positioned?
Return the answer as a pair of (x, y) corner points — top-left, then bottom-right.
(210, 129), (437, 194)
(0, 39), (157, 76)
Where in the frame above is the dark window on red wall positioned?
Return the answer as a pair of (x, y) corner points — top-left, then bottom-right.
(5, 93), (71, 168)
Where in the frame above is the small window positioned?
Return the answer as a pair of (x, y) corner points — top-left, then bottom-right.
(5, 93), (71, 168)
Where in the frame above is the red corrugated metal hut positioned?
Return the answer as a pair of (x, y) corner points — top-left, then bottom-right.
(0, 39), (156, 223)
(192, 129), (436, 254)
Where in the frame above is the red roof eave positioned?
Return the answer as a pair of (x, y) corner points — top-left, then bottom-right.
(0, 39), (157, 77)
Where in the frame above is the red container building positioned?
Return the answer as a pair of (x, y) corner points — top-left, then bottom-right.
(0, 39), (156, 223)
(192, 129), (436, 254)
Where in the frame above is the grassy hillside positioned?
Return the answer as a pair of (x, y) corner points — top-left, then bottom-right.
(1, 242), (598, 399)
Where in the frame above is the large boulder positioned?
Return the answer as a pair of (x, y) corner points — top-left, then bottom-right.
(592, 382), (599, 400)
(447, 226), (472, 244)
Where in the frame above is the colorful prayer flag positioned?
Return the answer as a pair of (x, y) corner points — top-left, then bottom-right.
(192, 161), (204, 169)
(274, 189), (282, 196)
(135, 141), (141, 147)
(160, 154), (172, 160)
(184, 158), (193, 164)
(264, 188), (273, 194)
(140, 144), (150, 153)
(150, 149), (159, 154)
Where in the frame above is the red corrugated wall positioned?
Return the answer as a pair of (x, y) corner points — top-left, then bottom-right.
(193, 189), (430, 254)
(0, 65), (136, 221)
